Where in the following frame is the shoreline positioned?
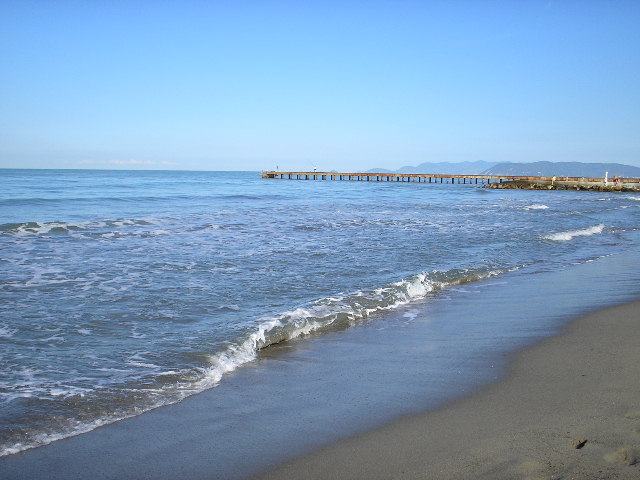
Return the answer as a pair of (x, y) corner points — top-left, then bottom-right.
(256, 300), (640, 480)
(1, 254), (639, 479)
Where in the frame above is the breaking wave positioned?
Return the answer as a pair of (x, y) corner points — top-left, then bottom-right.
(200, 267), (510, 386)
(0, 218), (160, 237)
(543, 224), (605, 242)
(522, 204), (549, 210)
(0, 266), (511, 457)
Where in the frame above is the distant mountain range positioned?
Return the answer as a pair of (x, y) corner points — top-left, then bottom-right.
(367, 161), (495, 175)
(368, 161), (640, 178)
(481, 161), (640, 178)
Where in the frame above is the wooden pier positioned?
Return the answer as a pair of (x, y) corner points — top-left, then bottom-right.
(261, 171), (640, 191)
(263, 171), (607, 185)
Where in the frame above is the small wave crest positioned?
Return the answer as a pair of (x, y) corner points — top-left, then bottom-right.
(522, 204), (549, 210)
(543, 224), (605, 242)
(0, 218), (160, 237)
(197, 267), (509, 389)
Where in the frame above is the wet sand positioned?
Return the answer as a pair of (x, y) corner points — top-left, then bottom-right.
(256, 301), (640, 480)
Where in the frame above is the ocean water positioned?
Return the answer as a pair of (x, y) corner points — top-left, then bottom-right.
(1, 168), (640, 458)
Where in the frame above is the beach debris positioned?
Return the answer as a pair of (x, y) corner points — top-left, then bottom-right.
(572, 439), (588, 449)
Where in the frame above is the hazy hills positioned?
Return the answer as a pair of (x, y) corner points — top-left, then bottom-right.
(481, 161), (640, 178)
(368, 161), (640, 178)
(367, 161), (495, 175)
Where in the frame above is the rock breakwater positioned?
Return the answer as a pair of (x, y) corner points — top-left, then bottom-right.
(485, 180), (640, 192)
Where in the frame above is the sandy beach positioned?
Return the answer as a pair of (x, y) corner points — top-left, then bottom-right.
(256, 300), (640, 480)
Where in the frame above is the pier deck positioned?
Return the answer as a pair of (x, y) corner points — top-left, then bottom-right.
(261, 171), (639, 186)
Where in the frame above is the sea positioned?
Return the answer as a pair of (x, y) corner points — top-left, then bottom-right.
(1, 168), (640, 473)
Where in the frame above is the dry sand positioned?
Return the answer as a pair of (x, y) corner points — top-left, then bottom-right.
(255, 301), (640, 480)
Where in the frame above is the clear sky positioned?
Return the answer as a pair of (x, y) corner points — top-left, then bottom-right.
(1, 0), (639, 171)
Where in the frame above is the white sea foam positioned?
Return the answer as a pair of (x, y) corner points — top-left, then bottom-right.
(40, 334), (65, 343)
(522, 204), (549, 210)
(0, 324), (17, 338)
(0, 416), (118, 457)
(126, 352), (161, 370)
(402, 310), (419, 321)
(5, 220), (87, 237)
(1, 377), (93, 404)
(543, 224), (605, 242)
(23, 269), (70, 287)
(127, 361), (161, 369)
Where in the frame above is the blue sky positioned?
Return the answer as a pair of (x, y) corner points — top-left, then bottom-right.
(1, 0), (639, 171)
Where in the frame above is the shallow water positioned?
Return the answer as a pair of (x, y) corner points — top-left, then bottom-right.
(1, 169), (640, 457)
(1, 243), (639, 480)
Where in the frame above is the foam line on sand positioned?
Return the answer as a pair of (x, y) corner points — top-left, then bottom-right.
(255, 300), (640, 480)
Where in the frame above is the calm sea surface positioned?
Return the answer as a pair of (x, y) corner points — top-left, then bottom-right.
(1, 169), (640, 457)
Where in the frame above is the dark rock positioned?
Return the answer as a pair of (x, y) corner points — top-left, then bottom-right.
(572, 439), (588, 449)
